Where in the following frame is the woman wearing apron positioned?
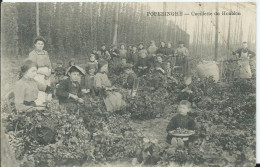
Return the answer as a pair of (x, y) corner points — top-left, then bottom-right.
(234, 42), (255, 79)
(28, 36), (52, 105)
(238, 52), (252, 79)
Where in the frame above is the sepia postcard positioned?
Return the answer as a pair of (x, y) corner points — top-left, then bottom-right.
(1, 1), (257, 167)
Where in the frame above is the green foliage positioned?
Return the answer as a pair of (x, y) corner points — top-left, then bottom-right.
(2, 73), (256, 166)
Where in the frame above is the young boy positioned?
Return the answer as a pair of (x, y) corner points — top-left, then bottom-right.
(166, 100), (196, 147)
(56, 65), (85, 111)
(122, 63), (137, 90)
(81, 66), (96, 96)
(86, 54), (98, 72)
(154, 54), (165, 74)
(54, 60), (66, 83)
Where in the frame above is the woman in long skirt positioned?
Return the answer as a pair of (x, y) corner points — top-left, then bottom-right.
(94, 60), (126, 112)
(28, 36), (52, 105)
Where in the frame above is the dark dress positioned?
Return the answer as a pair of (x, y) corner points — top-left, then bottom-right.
(165, 47), (175, 66)
(135, 57), (151, 76)
(56, 78), (83, 112)
(110, 48), (120, 64)
(81, 74), (95, 96)
(156, 46), (167, 56)
(54, 67), (66, 84)
(166, 114), (196, 144)
(128, 51), (139, 66)
(123, 72), (137, 89)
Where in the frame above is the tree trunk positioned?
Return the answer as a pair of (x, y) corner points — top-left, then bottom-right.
(214, 3), (219, 61)
(36, 2), (40, 36)
(227, 14), (231, 59)
(112, 3), (119, 45)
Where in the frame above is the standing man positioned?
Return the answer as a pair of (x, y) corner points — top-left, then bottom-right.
(233, 41), (255, 79)
(174, 41), (190, 74)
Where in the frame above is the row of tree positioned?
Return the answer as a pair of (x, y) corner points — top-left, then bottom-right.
(2, 2), (190, 60)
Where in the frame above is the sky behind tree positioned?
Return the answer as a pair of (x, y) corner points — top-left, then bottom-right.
(148, 2), (256, 44)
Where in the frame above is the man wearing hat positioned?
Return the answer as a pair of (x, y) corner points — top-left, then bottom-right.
(156, 41), (167, 57)
(174, 41), (190, 74)
(56, 65), (85, 111)
(174, 41), (189, 58)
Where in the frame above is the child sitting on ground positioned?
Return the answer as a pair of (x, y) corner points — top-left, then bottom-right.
(86, 54), (98, 72)
(56, 65), (85, 112)
(54, 60), (66, 83)
(166, 100), (196, 147)
(154, 54), (165, 74)
(122, 63), (137, 91)
(164, 62), (172, 77)
(81, 66), (96, 96)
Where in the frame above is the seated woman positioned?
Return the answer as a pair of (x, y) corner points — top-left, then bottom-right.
(56, 65), (85, 112)
(94, 60), (126, 112)
(14, 59), (55, 145)
(14, 60), (52, 112)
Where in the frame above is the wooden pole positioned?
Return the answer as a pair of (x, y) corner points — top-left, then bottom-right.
(214, 2), (219, 61)
(36, 2), (40, 36)
(112, 3), (119, 45)
(227, 14), (231, 59)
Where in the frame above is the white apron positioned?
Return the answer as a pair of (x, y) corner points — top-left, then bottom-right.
(239, 52), (252, 79)
(34, 67), (52, 105)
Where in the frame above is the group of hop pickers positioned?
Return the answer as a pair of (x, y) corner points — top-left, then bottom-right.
(15, 36), (192, 112)
(13, 35), (256, 149)
(14, 36), (194, 146)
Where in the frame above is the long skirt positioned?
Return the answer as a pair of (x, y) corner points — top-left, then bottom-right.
(103, 91), (126, 112)
(239, 61), (252, 79)
(182, 57), (192, 77)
